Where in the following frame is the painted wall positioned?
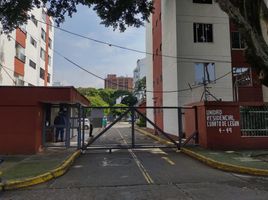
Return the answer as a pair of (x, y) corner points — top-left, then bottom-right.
(145, 15), (155, 129)
(162, 0), (179, 135)
(0, 7), (54, 86)
(176, 0), (233, 107)
(0, 87), (90, 154)
(185, 101), (268, 150)
(152, 0), (163, 130)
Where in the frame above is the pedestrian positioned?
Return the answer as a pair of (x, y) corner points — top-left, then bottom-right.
(54, 111), (66, 142)
(102, 116), (107, 128)
(89, 120), (94, 137)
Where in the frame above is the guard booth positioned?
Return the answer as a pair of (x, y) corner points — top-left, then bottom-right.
(0, 86), (90, 154)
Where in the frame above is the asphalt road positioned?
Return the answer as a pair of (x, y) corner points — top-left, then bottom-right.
(1, 123), (268, 200)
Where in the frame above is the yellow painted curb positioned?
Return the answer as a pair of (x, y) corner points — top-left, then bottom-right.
(181, 148), (268, 176)
(136, 128), (268, 177)
(0, 150), (81, 191)
(135, 128), (173, 145)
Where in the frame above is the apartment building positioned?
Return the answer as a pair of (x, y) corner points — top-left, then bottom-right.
(0, 7), (54, 86)
(146, 0), (268, 136)
(133, 58), (147, 100)
(104, 74), (133, 92)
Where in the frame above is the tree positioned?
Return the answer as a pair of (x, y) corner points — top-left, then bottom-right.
(0, 0), (153, 33)
(134, 77), (146, 99)
(121, 94), (138, 107)
(2, 1), (268, 85)
(110, 103), (128, 116)
(215, 0), (268, 86)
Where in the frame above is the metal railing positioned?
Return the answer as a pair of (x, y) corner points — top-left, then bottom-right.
(240, 106), (268, 137)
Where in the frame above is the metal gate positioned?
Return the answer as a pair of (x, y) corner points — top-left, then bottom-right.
(80, 106), (198, 151)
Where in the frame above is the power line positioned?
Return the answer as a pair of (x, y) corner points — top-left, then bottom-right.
(0, 63), (39, 86)
(8, 23), (234, 94)
(37, 19), (232, 64)
(0, 63), (17, 85)
(145, 70), (232, 94)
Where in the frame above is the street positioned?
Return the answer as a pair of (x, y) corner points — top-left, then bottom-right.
(1, 123), (268, 200)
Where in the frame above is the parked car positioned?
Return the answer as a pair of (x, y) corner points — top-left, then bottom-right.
(80, 118), (90, 130)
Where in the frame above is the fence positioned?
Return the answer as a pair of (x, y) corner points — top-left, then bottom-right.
(240, 106), (268, 137)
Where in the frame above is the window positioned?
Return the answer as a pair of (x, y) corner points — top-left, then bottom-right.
(15, 43), (26, 62)
(48, 38), (52, 49)
(194, 23), (213, 43)
(29, 59), (36, 69)
(41, 28), (46, 42)
(31, 15), (38, 26)
(30, 37), (37, 47)
(233, 67), (252, 86)
(40, 68), (45, 80)
(49, 19), (53, 32)
(231, 32), (245, 49)
(47, 73), (51, 83)
(19, 24), (26, 33)
(48, 55), (52, 66)
(195, 63), (215, 84)
(40, 48), (46, 60)
(193, 0), (212, 3)
(42, 9), (46, 21)
(14, 74), (24, 86)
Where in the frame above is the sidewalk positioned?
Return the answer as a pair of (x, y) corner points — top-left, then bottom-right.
(136, 127), (268, 176)
(0, 148), (80, 191)
(0, 128), (103, 191)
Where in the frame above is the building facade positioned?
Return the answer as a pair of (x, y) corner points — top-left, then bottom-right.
(133, 58), (147, 87)
(104, 74), (133, 92)
(146, 0), (268, 136)
(133, 58), (147, 100)
(0, 7), (54, 86)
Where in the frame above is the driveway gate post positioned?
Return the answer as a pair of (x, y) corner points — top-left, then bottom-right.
(131, 107), (135, 148)
(178, 107), (183, 149)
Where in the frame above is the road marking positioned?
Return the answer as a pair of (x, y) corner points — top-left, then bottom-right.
(115, 128), (154, 184)
(162, 157), (175, 166)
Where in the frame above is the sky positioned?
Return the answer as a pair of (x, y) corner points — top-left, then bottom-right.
(53, 5), (146, 88)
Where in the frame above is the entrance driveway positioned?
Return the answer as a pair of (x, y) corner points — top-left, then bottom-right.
(1, 123), (268, 199)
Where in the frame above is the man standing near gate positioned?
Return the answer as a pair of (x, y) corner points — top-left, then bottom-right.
(54, 111), (66, 142)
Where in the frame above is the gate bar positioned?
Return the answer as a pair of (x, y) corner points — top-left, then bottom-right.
(134, 108), (179, 149)
(84, 108), (131, 149)
(131, 108), (135, 148)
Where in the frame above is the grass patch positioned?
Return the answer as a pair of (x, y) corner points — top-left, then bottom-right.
(185, 147), (268, 170)
(2, 160), (59, 180)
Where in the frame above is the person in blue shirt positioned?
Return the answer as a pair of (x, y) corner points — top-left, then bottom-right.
(54, 112), (66, 142)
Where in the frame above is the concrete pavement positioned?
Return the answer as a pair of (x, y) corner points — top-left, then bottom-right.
(1, 123), (268, 199)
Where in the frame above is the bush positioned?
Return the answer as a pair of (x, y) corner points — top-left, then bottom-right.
(136, 116), (146, 127)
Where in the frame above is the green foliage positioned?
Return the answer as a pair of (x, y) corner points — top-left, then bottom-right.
(121, 94), (138, 107)
(134, 77), (146, 92)
(0, 0), (154, 33)
(87, 95), (109, 107)
(98, 88), (115, 106)
(136, 116), (146, 127)
(110, 103), (128, 116)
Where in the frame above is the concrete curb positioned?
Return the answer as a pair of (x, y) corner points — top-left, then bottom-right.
(181, 148), (268, 176)
(137, 127), (268, 176)
(0, 150), (81, 191)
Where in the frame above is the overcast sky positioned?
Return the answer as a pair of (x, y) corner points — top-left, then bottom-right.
(52, 6), (146, 88)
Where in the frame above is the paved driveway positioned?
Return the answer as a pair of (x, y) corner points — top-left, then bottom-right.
(1, 123), (268, 199)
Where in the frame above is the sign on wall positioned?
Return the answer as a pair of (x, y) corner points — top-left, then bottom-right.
(206, 109), (239, 133)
